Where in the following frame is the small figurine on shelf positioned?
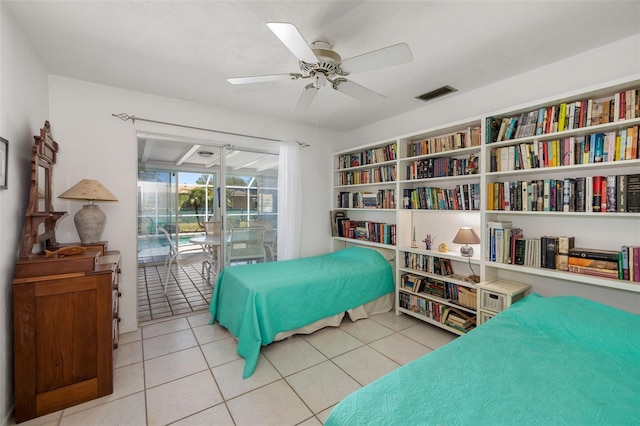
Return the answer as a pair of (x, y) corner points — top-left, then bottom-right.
(423, 234), (434, 250)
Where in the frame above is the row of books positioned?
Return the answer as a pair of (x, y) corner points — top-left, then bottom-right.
(486, 88), (640, 143)
(402, 183), (480, 211)
(403, 252), (453, 276)
(336, 189), (396, 209)
(398, 293), (475, 332)
(401, 273), (462, 300)
(405, 155), (478, 180)
(489, 127), (639, 172)
(405, 126), (481, 157)
(334, 218), (396, 245)
(336, 142), (397, 169)
(485, 222), (640, 281)
(487, 174), (640, 213)
(337, 165), (396, 185)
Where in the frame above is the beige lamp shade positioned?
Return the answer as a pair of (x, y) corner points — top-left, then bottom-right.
(453, 227), (480, 257)
(58, 179), (118, 202)
(58, 179), (117, 244)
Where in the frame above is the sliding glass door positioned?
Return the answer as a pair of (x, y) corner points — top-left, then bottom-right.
(223, 148), (279, 267)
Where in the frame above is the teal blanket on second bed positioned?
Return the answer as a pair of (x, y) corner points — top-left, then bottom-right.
(325, 293), (640, 425)
(209, 246), (394, 378)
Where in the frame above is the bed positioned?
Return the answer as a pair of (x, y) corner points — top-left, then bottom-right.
(209, 246), (395, 378)
(325, 293), (640, 425)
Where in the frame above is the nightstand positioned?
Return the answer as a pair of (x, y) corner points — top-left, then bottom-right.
(476, 280), (531, 325)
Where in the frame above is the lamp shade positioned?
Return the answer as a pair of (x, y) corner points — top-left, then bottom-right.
(453, 227), (480, 257)
(58, 179), (117, 202)
(452, 227), (480, 245)
(58, 179), (117, 243)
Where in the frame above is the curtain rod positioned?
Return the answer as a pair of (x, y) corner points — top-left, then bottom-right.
(111, 113), (310, 147)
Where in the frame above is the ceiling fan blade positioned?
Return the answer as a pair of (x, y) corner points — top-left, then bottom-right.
(267, 22), (318, 64)
(333, 79), (386, 104)
(292, 84), (319, 113)
(227, 74), (294, 85)
(340, 43), (413, 74)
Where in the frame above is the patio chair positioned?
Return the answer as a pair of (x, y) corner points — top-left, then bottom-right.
(252, 220), (276, 261)
(226, 226), (266, 265)
(157, 226), (205, 294)
(202, 221), (222, 280)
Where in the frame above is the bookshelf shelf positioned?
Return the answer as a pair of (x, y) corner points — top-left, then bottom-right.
(398, 174), (480, 185)
(397, 246), (480, 264)
(334, 182), (396, 189)
(486, 261), (640, 293)
(486, 158), (640, 177)
(336, 158), (397, 171)
(486, 210), (640, 218)
(333, 75), (640, 336)
(486, 117), (640, 149)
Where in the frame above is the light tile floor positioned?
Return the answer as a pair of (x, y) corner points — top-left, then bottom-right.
(11, 310), (456, 426)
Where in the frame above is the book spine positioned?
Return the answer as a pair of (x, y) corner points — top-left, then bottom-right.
(621, 246), (630, 280)
(634, 247), (640, 282)
(568, 248), (620, 262)
(567, 265), (619, 279)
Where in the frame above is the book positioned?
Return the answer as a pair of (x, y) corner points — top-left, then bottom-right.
(627, 174), (640, 213)
(544, 236), (558, 269)
(568, 247), (620, 262)
(486, 116), (502, 143)
(567, 264), (619, 279)
(617, 174), (627, 212)
(606, 175), (617, 212)
(557, 236), (575, 254)
(592, 175), (604, 212)
(621, 246), (630, 280)
(330, 210), (347, 236)
(568, 256), (618, 270)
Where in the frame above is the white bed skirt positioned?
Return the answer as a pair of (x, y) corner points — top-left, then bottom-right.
(273, 292), (394, 341)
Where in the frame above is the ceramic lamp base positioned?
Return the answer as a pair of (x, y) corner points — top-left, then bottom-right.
(74, 204), (106, 244)
(459, 245), (474, 257)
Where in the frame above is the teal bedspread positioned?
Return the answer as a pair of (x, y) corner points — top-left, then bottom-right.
(326, 293), (640, 425)
(209, 247), (394, 378)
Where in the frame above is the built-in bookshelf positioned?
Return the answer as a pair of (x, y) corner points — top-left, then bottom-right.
(397, 248), (480, 335)
(332, 75), (640, 334)
(482, 77), (640, 295)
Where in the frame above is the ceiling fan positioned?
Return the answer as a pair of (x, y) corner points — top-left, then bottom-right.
(227, 22), (413, 112)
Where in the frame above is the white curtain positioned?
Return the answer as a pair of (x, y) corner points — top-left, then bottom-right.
(277, 142), (302, 260)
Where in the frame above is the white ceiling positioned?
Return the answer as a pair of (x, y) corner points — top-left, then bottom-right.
(5, 1), (640, 170)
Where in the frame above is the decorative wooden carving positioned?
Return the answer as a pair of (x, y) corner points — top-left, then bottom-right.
(20, 121), (66, 258)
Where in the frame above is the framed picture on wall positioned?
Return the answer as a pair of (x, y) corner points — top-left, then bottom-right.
(0, 137), (7, 189)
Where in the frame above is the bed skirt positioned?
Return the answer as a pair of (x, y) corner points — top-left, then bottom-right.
(273, 292), (394, 341)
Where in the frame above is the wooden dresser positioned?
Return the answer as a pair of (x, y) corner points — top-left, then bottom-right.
(13, 248), (121, 423)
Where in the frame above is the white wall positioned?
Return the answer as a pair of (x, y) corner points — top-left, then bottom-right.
(0, 4), (51, 425)
(341, 34), (640, 148)
(49, 76), (338, 334)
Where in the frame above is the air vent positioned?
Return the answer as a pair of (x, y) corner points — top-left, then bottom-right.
(416, 85), (457, 102)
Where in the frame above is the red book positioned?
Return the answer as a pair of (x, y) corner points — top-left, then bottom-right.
(592, 176), (604, 212)
(600, 177), (607, 212)
(634, 246), (640, 282)
(620, 91), (626, 120)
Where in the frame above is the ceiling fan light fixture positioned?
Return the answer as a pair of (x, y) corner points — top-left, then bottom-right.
(416, 85), (457, 102)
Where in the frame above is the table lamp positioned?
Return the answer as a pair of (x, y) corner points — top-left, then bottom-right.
(58, 179), (118, 244)
(453, 227), (481, 282)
